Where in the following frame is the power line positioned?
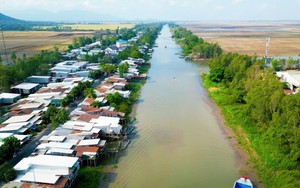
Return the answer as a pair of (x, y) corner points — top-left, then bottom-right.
(0, 25), (9, 64)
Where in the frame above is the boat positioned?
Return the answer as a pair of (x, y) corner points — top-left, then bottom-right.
(121, 139), (131, 150)
(233, 176), (253, 188)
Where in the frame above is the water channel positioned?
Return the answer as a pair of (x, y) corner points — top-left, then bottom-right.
(108, 25), (239, 188)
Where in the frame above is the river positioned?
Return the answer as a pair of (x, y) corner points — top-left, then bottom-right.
(108, 25), (239, 188)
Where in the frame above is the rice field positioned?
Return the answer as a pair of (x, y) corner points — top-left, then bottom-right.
(0, 31), (95, 59)
(181, 21), (300, 57)
(61, 23), (134, 30)
(34, 23), (135, 31)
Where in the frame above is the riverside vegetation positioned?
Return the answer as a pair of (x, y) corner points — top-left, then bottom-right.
(172, 26), (300, 187)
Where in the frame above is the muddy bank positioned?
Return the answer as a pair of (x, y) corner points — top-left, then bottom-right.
(207, 91), (264, 188)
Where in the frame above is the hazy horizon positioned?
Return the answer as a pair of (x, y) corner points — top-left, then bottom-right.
(0, 0), (300, 22)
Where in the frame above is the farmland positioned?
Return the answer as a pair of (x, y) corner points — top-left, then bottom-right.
(60, 23), (134, 30)
(0, 23), (135, 60)
(0, 31), (95, 60)
(181, 21), (300, 57)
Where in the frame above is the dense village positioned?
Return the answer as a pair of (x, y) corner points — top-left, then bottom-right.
(0, 24), (161, 187)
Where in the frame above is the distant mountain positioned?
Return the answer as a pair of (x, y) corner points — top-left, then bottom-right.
(4, 10), (123, 22)
(0, 12), (30, 30)
(0, 12), (26, 23)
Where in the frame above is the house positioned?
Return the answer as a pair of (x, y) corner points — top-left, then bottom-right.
(104, 45), (119, 56)
(50, 61), (89, 78)
(107, 89), (131, 98)
(276, 71), (300, 93)
(74, 146), (101, 166)
(11, 83), (40, 95)
(13, 155), (79, 188)
(88, 48), (103, 56)
(116, 39), (128, 48)
(86, 41), (101, 49)
(0, 93), (21, 104)
(0, 114), (41, 134)
(26, 76), (51, 86)
(0, 133), (30, 146)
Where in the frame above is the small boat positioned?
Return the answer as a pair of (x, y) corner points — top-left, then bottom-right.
(165, 46), (167, 48)
(233, 176), (253, 188)
(121, 140), (131, 150)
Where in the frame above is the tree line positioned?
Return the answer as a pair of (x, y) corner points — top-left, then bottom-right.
(204, 52), (300, 187)
(0, 48), (61, 92)
(171, 26), (222, 58)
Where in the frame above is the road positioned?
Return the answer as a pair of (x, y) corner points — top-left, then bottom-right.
(9, 125), (53, 166)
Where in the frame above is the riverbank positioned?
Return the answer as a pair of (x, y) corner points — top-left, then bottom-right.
(206, 85), (263, 188)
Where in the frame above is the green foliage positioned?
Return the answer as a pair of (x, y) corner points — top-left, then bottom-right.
(91, 100), (103, 108)
(118, 28), (136, 40)
(84, 88), (96, 99)
(89, 69), (103, 79)
(0, 137), (20, 164)
(0, 49), (60, 92)
(10, 52), (17, 63)
(50, 108), (70, 128)
(41, 105), (59, 124)
(171, 26), (222, 58)
(0, 162), (16, 182)
(42, 105), (69, 128)
(203, 52), (300, 187)
(76, 166), (103, 188)
(118, 62), (129, 78)
(61, 81), (92, 107)
(99, 63), (117, 75)
(117, 45), (143, 60)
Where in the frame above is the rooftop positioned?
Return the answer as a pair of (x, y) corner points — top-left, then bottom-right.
(77, 139), (101, 146)
(0, 93), (21, 99)
(2, 114), (34, 124)
(11, 83), (39, 90)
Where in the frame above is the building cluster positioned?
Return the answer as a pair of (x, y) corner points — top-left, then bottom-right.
(1, 29), (153, 187)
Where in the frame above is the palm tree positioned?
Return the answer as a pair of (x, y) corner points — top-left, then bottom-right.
(84, 88), (96, 99)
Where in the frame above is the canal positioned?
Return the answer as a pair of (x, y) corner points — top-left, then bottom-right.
(108, 25), (239, 188)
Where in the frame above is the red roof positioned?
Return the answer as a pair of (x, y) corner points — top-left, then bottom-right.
(77, 114), (100, 122)
(96, 87), (109, 93)
(84, 98), (95, 104)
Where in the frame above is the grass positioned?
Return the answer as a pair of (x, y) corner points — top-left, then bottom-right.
(202, 74), (300, 187)
(182, 21), (300, 56)
(76, 166), (104, 188)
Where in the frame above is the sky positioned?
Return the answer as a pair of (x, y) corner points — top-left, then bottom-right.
(0, 0), (299, 22)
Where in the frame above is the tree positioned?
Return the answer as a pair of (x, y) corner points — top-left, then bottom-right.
(10, 52), (17, 63)
(84, 88), (96, 99)
(67, 44), (73, 52)
(287, 58), (295, 70)
(72, 37), (80, 48)
(0, 137), (20, 164)
(0, 162), (16, 182)
(50, 109), (70, 128)
(99, 63), (117, 75)
(119, 64), (124, 78)
(41, 105), (59, 124)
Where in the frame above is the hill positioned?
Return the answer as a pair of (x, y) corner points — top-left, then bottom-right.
(0, 12), (30, 30)
(0, 13), (26, 23)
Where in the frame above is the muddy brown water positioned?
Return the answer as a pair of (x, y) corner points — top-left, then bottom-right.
(108, 25), (239, 188)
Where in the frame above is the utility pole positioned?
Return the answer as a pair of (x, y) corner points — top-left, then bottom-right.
(265, 37), (270, 68)
(0, 25), (9, 64)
